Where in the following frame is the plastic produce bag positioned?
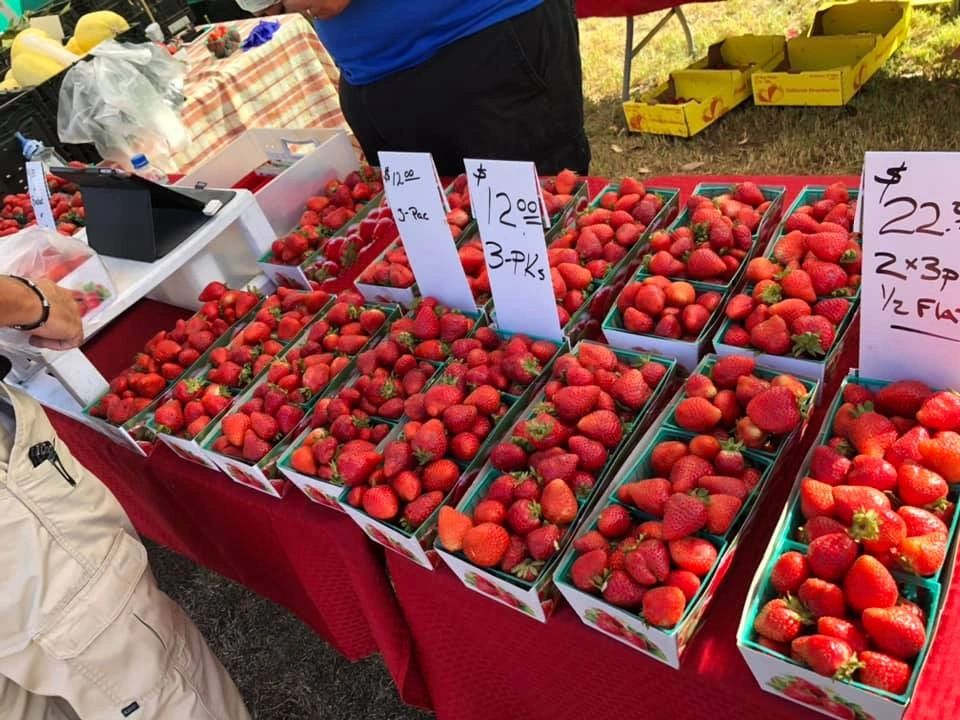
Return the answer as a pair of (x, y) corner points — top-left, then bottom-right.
(57, 39), (188, 172)
(0, 227), (115, 320)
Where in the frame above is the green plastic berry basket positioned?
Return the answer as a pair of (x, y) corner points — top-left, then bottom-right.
(738, 533), (941, 704)
(634, 182), (787, 295)
(661, 353), (820, 460)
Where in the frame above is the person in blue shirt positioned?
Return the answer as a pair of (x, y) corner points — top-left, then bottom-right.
(247, 0), (590, 176)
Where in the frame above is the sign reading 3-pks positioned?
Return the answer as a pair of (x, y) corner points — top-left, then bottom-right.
(861, 151), (960, 387)
(463, 158), (563, 341)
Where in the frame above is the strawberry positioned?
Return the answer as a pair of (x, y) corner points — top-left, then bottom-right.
(791, 635), (857, 678)
(799, 578), (847, 618)
(799, 516), (848, 544)
(412, 305), (440, 340)
(437, 506), (473, 552)
(500, 535), (528, 576)
(410, 419), (448, 464)
(403, 491), (443, 529)
(813, 298), (850, 327)
(918, 431), (960, 482)
(862, 606), (926, 660)
(917, 391), (960, 431)
(859, 651), (911, 695)
(850, 412), (898, 457)
(747, 387), (802, 435)
(422, 458), (459, 492)
(597, 504), (633, 539)
(897, 531), (947, 576)
(527, 523), (561, 561)
(541, 479), (578, 525)
(808, 532), (857, 581)
(490, 441), (528, 471)
(711, 355), (757, 390)
(438, 312), (471, 343)
(668, 536), (717, 576)
(674, 397), (722, 433)
(754, 598), (809, 643)
(850, 507), (906, 555)
(611, 370), (651, 411)
(241, 429), (271, 462)
(844, 555), (898, 614)
(698, 474), (748, 500)
(771, 551), (810, 594)
(897, 463), (948, 507)
(642, 586), (686, 628)
(874, 380), (932, 417)
(705, 494), (741, 534)
(833, 485), (891, 524)
(750, 315), (791, 355)
(463, 523), (510, 567)
(507, 499), (542, 535)
(154, 400), (185, 433)
(847, 455), (897, 492)
(806, 232), (849, 263)
(602, 569), (646, 609)
(576, 410), (623, 448)
(571, 548), (610, 591)
(669, 455), (714, 493)
(811, 445), (852, 485)
(625, 478), (671, 516)
(222, 413), (251, 447)
(817, 616), (868, 653)
(552, 385), (600, 423)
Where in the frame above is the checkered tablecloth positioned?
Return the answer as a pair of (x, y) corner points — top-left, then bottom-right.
(171, 14), (352, 173)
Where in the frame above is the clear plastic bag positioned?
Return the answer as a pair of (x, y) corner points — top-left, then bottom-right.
(57, 39), (188, 172)
(0, 227), (116, 318)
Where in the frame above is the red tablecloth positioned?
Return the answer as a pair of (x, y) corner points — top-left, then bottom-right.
(576, 0), (718, 19)
(44, 175), (960, 720)
(382, 175), (960, 720)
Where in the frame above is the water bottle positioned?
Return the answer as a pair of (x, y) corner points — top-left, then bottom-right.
(131, 154), (169, 184)
(17, 132), (68, 173)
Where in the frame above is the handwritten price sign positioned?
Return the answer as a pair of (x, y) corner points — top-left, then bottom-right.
(25, 161), (56, 230)
(377, 152), (475, 312)
(861, 151), (960, 387)
(463, 158), (562, 341)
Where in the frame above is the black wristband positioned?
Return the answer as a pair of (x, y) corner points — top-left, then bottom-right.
(7, 275), (50, 331)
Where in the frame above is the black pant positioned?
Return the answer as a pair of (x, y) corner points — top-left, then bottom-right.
(339, 0), (590, 176)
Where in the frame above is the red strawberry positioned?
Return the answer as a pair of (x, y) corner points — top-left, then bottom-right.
(540, 479), (578, 525)
(897, 531), (947, 576)
(747, 388), (802, 435)
(771, 551), (810, 594)
(711, 355), (756, 390)
(571, 548), (610, 591)
(897, 463), (948, 507)
(462, 523), (510, 567)
(674, 397), (722, 433)
(705, 494), (741, 534)
(596, 504), (632, 539)
(241, 429), (272, 462)
(576, 410), (623, 448)
(859, 651), (911, 695)
(668, 536), (717, 576)
(799, 516), (848, 544)
(750, 315), (791, 355)
(813, 298), (850, 327)
(642, 586), (686, 628)
(862, 606), (926, 660)
(603, 569), (647, 609)
(626, 478), (671, 516)
(791, 635), (857, 677)
(686, 247), (726, 279)
(437, 506), (473, 552)
(850, 412), (898, 457)
(799, 578), (847, 618)
(808, 532), (857, 581)
(917, 391), (960, 431)
(918, 431), (960, 482)
(526, 523), (561, 561)
(402, 491), (443, 529)
(818, 616), (868, 653)
(832, 485), (891, 524)
(754, 598), (809, 643)
(844, 555), (898, 614)
(811, 445), (852, 486)
(222, 413), (251, 447)
(874, 380), (932, 417)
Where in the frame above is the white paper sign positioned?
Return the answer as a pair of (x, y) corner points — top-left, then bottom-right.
(377, 152), (475, 312)
(861, 151), (960, 388)
(463, 159), (563, 341)
(25, 161), (56, 230)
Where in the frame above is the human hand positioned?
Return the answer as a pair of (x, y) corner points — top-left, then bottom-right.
(27, 279), (84, 351)
(281, 0), (351, 19)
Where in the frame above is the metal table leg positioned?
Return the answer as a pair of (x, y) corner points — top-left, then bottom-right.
(621, 7), (699, 102)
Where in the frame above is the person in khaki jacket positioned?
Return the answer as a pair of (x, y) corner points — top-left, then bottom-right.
(0, 274), (251, 720)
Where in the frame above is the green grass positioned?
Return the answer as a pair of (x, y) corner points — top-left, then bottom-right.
(580, 1), (960, 178)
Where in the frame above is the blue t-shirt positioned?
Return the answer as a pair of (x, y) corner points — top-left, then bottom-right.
(314, 0), (543, 86)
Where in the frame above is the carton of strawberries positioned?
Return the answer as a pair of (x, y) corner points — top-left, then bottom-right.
(83, 282), (263, 453)
(714, 182), (861, 385)
(738, 372), (960, 720)
(310, 299), (560, 566)
(636, 181), (785, 291)
(194, 292), (394, 497)
(554, 353), (817, 664)
(434, 341), (677, 621)
(545, 178), (679, 333)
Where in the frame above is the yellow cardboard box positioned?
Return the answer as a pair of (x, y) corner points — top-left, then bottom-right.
(622, 35), (785, 138)
(751, 1), (911, 106)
